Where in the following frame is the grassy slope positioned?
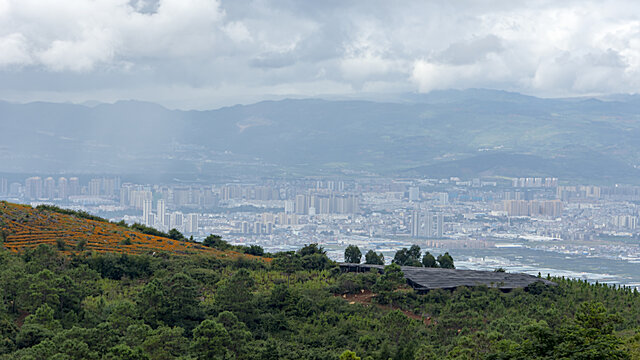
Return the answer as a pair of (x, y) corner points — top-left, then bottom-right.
(0, 201), (260, 260)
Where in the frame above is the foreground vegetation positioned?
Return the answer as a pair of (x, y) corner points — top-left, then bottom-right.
(0, 241), (639, 359)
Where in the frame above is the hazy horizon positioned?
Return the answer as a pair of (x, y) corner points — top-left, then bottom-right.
(1, 87), (639, 112)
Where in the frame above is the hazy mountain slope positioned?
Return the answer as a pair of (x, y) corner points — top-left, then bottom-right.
(2, 89), (640, 181)
(404, 152), (639, 183)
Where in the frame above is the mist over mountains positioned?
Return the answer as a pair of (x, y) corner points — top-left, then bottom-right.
(3, 89), (640, 183)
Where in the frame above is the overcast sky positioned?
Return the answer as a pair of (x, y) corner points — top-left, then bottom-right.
(1, 0), (639, 109)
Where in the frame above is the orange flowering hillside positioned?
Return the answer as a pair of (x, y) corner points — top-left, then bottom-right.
(0, 201), (255, 259)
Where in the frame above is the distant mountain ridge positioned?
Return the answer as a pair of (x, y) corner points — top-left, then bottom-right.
(2, 89), (640, 183)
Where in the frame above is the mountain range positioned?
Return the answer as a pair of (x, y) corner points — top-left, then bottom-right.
(2, 89), (640, 183)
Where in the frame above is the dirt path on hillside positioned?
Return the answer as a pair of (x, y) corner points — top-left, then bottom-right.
(337, 290), (434, 326)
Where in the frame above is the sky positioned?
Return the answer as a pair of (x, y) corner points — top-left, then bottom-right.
(1, 0), (640, 109)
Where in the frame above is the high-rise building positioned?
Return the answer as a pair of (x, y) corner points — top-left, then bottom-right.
(411, 211), (437, 238)
(170, 211), (184, 228)
(309, 195), (316, 213)
(9, 183), (21, 197)
(503, 200), (530, 216)
(69, 177), (80, 196)
(89, 178), (101, 196)
(157, 199), (166, 227)
(410, 210), (420, 238)
(514, 177), (558, 188)
(185, 213), (199, 233)
(278, 212), (299, 226)
(408, 187), (420, 201)
(614, 215), (637, 230)
(504, 200), (563, 218)
(25, 177), (42, 200)
(317, 197), (330, 214)
(332, 194), (360, 214)
(436, 213), (444, 238)
(120, 185), (131, 207)
(58, 177), (68, 200)
(350, 195), (360, 214)
(284, 200), (295, 214)
(438, 192), (448, 205)
(254, 222), (263, 234)
(584, 186), (601, 199)
(295, 194), (306, 214)
(129, 189), (152, 209)
(425, 212), (433, 238)
(220, 185), (242, 201)
(44, 177), (55, 199)
(102, 178), (117, 197)
(143, 199), (153, 226)
(261, 212), (275, 224)
(530, 200), (563, 218)
(146, 213), (156, 228)
(0, 177), (7, 196)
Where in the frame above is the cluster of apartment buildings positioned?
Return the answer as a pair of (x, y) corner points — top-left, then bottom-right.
(503, 199), (564, 217)
(2, 176), (121, 201)
(410, 211), (445, 238)
(141, 199), (199, 233)
(3, 175), (640, 255)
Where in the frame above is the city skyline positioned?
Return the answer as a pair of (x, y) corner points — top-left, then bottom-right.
(2, 172), (639, 289)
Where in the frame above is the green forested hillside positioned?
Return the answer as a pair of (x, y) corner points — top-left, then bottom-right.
(0, 243), (639, 359)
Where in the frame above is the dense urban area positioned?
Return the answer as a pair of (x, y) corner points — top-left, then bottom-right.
(2, 174), (639, 287)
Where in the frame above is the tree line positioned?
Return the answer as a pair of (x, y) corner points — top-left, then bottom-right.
(1, 242), (639, 359)
(344, 244), (455, 269)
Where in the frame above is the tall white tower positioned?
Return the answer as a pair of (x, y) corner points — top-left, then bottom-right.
(436, 213), (444, 238)
(143, 199), (152, 226)
(425, 212), (434, 238)
(157, 199), (166, 227)
(408, 186), (420, 201)
(411, 210), (420, 238)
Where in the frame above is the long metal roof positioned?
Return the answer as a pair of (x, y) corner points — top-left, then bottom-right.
(339, 263), (556, 291)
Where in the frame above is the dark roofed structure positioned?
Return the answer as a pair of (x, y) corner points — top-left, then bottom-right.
(339, 263), (555, 293)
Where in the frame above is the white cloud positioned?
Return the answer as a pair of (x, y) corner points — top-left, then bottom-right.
(409, 2), (640, 96)
(0, 33), (32, 66)
(340, 55), (400, 82)
(2, 0), (640, 107)
(38, 28), (116, 72)
(0, 0), (225, 70)
(223, 21), (252, 43)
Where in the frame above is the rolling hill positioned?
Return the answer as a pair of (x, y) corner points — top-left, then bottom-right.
(0, 201), (256, 258)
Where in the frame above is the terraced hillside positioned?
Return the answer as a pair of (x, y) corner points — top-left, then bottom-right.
(0, 201), (252, 258)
